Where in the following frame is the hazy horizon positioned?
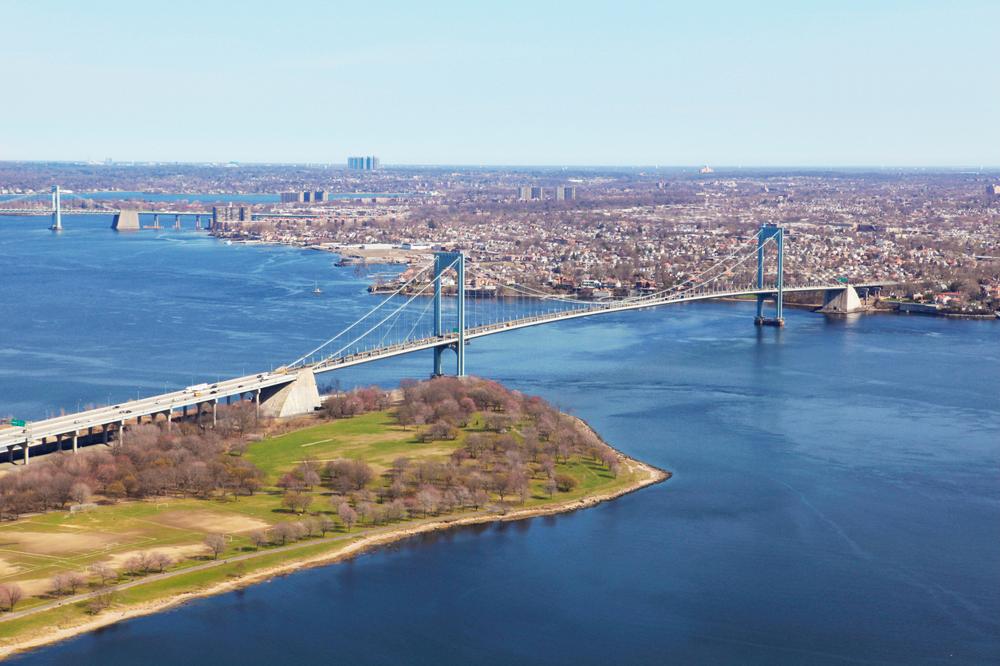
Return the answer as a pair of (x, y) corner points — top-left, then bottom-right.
(1, 1), (997, 166)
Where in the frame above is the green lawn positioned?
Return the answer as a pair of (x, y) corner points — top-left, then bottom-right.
(0, 407), (646, 652)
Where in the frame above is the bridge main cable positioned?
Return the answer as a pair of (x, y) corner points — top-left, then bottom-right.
(287, 260), (437, 368)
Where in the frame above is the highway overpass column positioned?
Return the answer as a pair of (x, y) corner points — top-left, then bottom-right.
(102, 424), (109, 445)
(254, 389), (260, 420)
(166, 410), (172, 432)
(72, 434), (77, 453)
(23, 442), (30, 465)
(212, 399), (217, 427)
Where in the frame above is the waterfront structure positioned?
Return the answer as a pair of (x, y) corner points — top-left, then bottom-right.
(212, 205), (253, 229)
(314, 190), (327, 202)
(0, 226), (894, 464)
(49, 185), (62, 231)
(280, 192), (305, 203)
(348, 156), (380, 171)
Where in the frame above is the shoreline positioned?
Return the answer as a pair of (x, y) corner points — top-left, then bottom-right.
(0, 436), (668, 659)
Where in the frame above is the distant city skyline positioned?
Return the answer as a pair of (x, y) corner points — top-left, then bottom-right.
(1, 0), (997, 166)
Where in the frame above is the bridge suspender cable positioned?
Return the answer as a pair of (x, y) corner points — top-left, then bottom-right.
(287, 260), (437, 367)
(468, 231), (775, 308)
(320, 256), (460, 363)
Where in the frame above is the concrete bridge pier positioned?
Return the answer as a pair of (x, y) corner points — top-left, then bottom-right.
(152, 214), (160, 229)
(174, 215), (182, 230)
(258, 370), (321, 418)
(71, 433), (78, 453)
(102, 424), (109, 445)
(820, 285), (865, 314)
(195, 215), (202, 230)
(112, 209), (140, 231)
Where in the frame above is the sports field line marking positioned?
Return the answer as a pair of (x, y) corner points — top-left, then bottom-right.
(301, 438), (334, 447)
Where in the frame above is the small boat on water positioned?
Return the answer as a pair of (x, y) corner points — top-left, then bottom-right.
(313, 282), (323, 295)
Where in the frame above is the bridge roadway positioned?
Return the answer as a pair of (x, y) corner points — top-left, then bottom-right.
(0, 282), (890, 457)
(309, 282), (889, 372)
(0, 371), (298, 457)
(0, 209), (212, 217)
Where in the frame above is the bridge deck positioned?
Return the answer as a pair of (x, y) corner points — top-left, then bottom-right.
(0, 282), (891, 452)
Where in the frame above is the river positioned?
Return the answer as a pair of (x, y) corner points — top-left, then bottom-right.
(2, 216), (998, 664)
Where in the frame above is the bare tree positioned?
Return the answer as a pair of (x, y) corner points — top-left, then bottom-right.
(123, 555), (145, 578)
(272, 522), (296, 545)
(283, 491), (313, 515)
(204, 533), (226, 560)
(338, 502), (358, 531)
(318, 516), (336, 535)
(70, 482), (92, 505)
(89, 562), (117, 586)
(544, 477), (557, 498)
(249, 530), (268, 550)
(0, 583), (24, 611)
(148, 552), (173, 573)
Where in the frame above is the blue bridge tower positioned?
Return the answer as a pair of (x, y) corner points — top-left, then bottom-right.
(754, 224), (784, 327)
(432, 251), (465, 376)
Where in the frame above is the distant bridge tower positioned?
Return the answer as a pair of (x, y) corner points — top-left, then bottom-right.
(49, 185), (62, 231)
(754, 224), (784, 326)
(432, 251), (466, 376)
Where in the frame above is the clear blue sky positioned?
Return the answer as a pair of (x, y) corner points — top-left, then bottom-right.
(1, 0), (997, 166)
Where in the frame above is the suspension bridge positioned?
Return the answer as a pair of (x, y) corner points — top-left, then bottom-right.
(0, 186), (215, 230)
(0, 224), (892, 463)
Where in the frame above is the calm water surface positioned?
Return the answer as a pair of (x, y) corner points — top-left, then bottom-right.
(1, 217), (998, 664)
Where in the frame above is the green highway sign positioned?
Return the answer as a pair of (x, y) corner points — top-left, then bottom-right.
(10, 419), (25, 427)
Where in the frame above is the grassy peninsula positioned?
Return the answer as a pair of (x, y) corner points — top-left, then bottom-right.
(0, 377), (666, 658)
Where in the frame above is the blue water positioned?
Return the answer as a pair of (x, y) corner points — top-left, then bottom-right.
(2, 217), (998, 664)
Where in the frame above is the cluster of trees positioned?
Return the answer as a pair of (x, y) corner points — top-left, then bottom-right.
(0, 420), (266, 521)
(320, 387), (392, 419)
(247, 514), (341, 548)
(284, 377), (622, 528)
